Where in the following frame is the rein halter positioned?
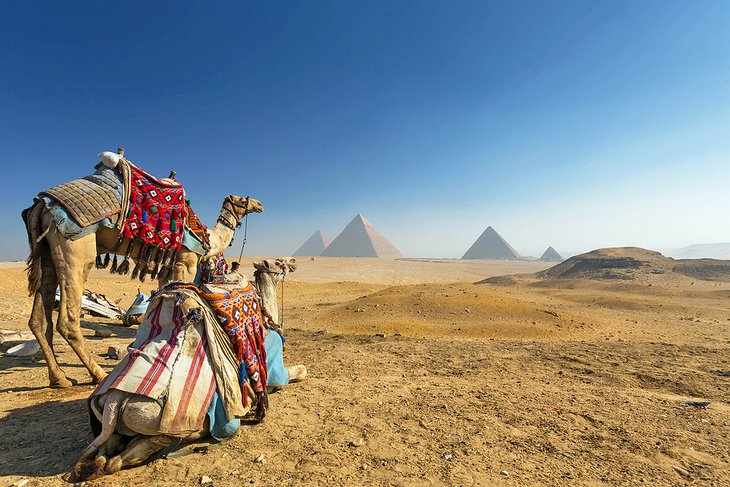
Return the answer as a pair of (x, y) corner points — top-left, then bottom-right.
(217, 196), (249, 231)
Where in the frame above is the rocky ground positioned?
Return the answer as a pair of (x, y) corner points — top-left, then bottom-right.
(0, 256), (728, 486)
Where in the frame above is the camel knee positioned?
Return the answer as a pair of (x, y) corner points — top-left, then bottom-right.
(55, 320), (81, 341)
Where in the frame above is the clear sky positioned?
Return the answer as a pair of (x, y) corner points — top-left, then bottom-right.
(1, 1), (729, 260)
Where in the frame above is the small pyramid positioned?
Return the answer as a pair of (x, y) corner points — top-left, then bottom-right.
(539, 246), (563, 262)
(462, 226), (521, 260)
(321, 214), (403, 258)
(293, 230), (332, 256)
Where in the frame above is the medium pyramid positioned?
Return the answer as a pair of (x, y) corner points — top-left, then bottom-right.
(293, 230), (332, 256)
(539, 246), (563, 262)
(321, 214), (404, 258)
(462, 226), (521, 260)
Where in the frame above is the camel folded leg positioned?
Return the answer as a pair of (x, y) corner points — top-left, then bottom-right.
(104, 435), (176, 474)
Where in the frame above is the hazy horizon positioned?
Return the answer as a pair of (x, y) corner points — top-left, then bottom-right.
(2, 1), (729, 261)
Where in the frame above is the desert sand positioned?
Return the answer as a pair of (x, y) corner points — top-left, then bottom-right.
(0, 254), (728, 486)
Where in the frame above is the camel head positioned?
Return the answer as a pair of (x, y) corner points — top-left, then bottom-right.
(252, 257), (297, 277)
(225, 195), (263, 220)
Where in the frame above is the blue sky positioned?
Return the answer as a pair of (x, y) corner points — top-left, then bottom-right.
(1, 1), (729, 260)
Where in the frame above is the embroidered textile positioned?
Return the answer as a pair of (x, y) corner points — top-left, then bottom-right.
(185, 202), (211, 253)
(174, 282), (268, 418)
(121, 163), (187, 250)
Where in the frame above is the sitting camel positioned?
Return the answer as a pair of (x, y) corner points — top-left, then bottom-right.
(23, 168), (263, 388)
(72, 258), (306, 480)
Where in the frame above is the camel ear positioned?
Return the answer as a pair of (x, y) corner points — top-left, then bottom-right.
(252, 261), (261, 270)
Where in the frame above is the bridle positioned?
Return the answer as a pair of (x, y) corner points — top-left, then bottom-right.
(217, 195), (249, 231)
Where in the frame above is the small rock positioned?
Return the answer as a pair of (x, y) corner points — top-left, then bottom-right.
(349, 438), (364, 447)
(464, 308), (470, 313)
(254, 454), (265, 463)
(374, 333), (386, 338)
(13, 480), (30, 487)
(95, 329), (113, 338)
(200, 475), (213, 486)
(444, 453), (453, 461)
(500, 470), (509, 476)
(672, 466), (690, 477)
(106, 346), (127, 360)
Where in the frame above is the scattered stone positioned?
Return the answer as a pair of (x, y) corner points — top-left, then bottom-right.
(374, 333), (386, 338)
(254, 453), (265, 463)
(500, 470), (509, 476)
(94, 329), (113, 338)
(349, 438), (364, 447)
(12, 479), (29, 487)
(6, 340), (40, 357)
(464, 308), (470, 313)
(106, 346), (128, 360)
(444, 453), (453, 461)
(672, 466), (690, 477)
(200, 475), (213, 486)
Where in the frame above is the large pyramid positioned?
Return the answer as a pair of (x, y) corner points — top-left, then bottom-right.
(539, 246), (563, 262)
(462, 226), (521, 260)
(293, 230), (332, 256)
(321, 214), (404, 258)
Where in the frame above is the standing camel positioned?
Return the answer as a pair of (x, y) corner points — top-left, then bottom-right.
(22, 193), (263, 388)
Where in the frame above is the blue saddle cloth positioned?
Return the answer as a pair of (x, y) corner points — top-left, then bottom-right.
(206, 327), (289, 440)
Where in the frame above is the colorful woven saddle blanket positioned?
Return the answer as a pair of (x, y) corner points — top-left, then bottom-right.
(176, 282), (269, 418)
(91, 286), (248, 436)
(39, 166), (123, 228)
(120, 162), (188, 251)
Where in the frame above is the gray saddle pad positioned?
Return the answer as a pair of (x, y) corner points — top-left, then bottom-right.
(40, 167), (123, 227)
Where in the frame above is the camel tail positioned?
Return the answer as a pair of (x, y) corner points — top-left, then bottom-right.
(22, 202), (46, 297)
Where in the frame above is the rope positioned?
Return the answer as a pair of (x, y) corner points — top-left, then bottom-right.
(237, 196), (249, 263)
(280, 272), (285, 331)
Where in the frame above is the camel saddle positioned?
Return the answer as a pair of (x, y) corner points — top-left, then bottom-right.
(40, 166), (123, 228)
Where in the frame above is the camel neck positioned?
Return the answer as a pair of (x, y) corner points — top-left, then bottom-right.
(206, 222), (235, 256)
(255, 273), (280, 324)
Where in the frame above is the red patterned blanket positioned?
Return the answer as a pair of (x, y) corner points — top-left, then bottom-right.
(180, 282), (269, 420)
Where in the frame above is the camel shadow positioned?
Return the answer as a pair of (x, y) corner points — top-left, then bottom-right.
(0, 398), (91, 478)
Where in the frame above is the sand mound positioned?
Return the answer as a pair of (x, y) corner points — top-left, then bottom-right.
(538, 247), (669, 281)
(479, 247), (730, 285)
(310, 283), (575, 339)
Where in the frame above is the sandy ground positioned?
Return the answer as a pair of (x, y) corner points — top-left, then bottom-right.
(0, 256), (728, 486)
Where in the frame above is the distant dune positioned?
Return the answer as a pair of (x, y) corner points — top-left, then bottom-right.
(479, 246), (730, 284)
(664, 242), (730, 260)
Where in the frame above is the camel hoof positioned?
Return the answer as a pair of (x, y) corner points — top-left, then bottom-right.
(287, 365), (307, 383)
(50, 377), (76, 388)
(70, 458), (97, 482)
(91, 373), (108, 385)
(105, 455), (123, 474)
